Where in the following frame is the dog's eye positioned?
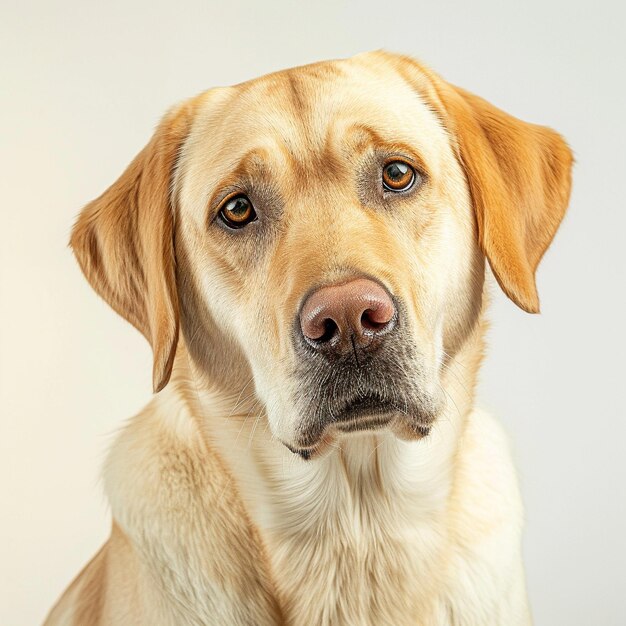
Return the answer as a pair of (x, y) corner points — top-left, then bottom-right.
(382, 161), (415, 192)
(219, 195), (257, 229)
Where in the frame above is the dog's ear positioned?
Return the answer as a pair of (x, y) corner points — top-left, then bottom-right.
(434, 81), (573, 313)
(70, 100), (197, 392)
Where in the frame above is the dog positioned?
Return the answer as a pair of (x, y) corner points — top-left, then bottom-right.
(44, 51), (572, 625)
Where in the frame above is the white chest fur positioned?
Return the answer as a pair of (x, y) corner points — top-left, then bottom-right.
(212, 407), (530, 626)
(274, 446), (452, 623)
(214, 422), (462, 625)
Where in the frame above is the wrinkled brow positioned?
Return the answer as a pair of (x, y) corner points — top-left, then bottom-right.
(228, 147), (276, 180)
(206, 148), (278, 209)
(344, 123), (431, 177)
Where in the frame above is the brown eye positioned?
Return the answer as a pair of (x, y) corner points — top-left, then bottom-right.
(382, 161), (415, 192)
(219, 194), (257, 228)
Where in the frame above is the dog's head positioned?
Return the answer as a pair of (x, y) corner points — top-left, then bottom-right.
(71, 52), (572, 457)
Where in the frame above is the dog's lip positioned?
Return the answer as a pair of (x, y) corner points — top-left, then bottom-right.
(333, 393), (400, 422)
(335, 415), (392, 433)
(283, 394), (407, 459)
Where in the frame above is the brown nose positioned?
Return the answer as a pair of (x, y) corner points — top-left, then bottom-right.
(299, 278), (396, 355)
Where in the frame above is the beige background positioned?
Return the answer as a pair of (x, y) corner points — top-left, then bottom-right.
(1, 1), (625, 624)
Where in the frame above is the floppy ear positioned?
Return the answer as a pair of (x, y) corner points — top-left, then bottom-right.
(70, 101), (197, 392)
(436, 82), (573, 313)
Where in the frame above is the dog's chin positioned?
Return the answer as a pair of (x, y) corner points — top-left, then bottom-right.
(283, 396), (437, 460)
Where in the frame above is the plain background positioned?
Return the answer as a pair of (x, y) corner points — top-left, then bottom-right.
(1, 1), (625, 624)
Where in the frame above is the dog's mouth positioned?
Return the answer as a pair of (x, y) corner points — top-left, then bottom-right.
(335, 393), (398, 424)
(285, 392), (434, 459)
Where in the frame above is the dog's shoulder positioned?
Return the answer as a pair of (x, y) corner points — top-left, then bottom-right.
(443, 408), (531, 624)
(98, 393), (283, 625)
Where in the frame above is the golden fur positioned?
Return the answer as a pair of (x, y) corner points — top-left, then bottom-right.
(45, 51), (572, 625)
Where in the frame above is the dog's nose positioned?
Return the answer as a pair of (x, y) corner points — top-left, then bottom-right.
(299, 278), (396, 354)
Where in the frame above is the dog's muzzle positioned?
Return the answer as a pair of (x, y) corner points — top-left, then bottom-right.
(288, 277), (439, 457)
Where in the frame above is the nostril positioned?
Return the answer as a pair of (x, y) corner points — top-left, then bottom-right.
(300, 310), (339, 343)
(317, 318), (338, 343)
(360, 296), (395, 333)
(361, 309), (388, 331)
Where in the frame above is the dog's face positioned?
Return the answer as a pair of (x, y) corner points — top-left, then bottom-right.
(71, 52), (572, 457)
(174, 57), (480, 453)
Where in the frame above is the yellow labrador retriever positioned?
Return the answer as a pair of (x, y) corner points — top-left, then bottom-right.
(45, 51), (572, 625)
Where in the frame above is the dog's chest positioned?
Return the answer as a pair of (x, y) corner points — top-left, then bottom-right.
(254, 436), (452, 625)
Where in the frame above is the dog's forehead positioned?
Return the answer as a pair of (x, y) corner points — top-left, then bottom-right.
(177, 55), (450, 201)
